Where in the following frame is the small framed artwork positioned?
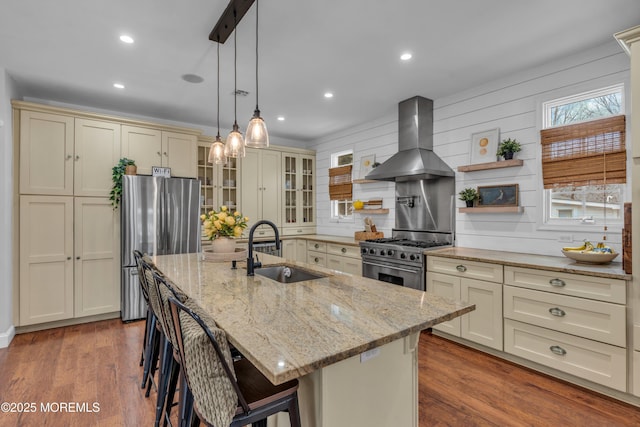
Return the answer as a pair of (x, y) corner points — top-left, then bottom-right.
(470, 128), (499, 165)
(359, 154), (376, 179)
(477, 184), (519, 207)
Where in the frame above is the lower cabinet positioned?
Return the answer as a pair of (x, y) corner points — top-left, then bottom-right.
(326, 243), (362, 276)
(19, 195), (120, 326)
(427, 271), (503, 350)
(281, 238), (309, 263)
(307, 241), (327, 267)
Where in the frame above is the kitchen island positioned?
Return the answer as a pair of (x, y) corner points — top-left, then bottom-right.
(154, 252), (474, 427)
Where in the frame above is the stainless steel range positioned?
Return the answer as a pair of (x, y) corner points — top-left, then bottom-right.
(360, 95), (455, 291)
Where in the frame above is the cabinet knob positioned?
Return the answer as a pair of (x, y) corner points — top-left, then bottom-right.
(75, 155), (80, 161)
(548, 307), (566, 317)
(67, 256), (72, 260)
(314, 257), (319, 263)
(314, 243), (319, 249)
(66, 154), (72, 160)
(456, 265), (467, 272)
(163, 152), (168, 156)
(549, 345), (567, 356)
(76, 256), (81, 260)
(157, 151), (162, 157)
(341, 247), (347, 253)
(549, 278), (566, 287)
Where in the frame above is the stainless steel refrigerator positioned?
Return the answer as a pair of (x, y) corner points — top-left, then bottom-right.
(120, 175), (201, 321)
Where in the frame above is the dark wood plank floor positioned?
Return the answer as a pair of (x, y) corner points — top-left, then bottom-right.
(1, 320), (639, 426)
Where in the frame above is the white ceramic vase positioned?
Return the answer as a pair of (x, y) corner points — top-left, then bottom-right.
(210, 237), (237, 253)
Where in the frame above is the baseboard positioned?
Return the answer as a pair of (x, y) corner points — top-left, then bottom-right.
(0, 325), (16, 348)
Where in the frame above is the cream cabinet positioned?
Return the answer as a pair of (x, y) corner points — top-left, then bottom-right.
(426, 257), (503, 350)
(282, 153), (315, 235)
(19, 196), (120, 325)
(19, 196), (74, 325)
(122, 125), (197, 178)
(197, 138), (240, 216)
(503, 265), (627, 390)
(326, 243), (362, 276)
(73, 198), (120, 317)
(19, 113), (120, 197)
(241, 148), (282, 238)
(282, 239), (297, 260)
(307, 241), (327, 267)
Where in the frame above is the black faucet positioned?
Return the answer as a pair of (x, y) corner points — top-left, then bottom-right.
(246, 220), (280, 276)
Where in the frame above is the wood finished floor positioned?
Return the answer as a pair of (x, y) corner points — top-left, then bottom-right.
(1, 320), (639, 426)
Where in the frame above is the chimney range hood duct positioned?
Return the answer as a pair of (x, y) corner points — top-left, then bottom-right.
(365, 96), (454, 182)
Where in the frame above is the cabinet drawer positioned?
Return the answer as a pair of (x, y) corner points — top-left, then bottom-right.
(504, 319), (627, 391)
(307, 241), (327, 252)
(504, 266), (626, 304)
(327, 243), (360, 259)
(504, 286), (626, 347)
(307, 250), (326, 267)
(281, 226), (316, 236)
(426, 256), (503, 283)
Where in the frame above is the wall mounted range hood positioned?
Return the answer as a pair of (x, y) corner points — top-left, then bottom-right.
(365, 96), (454, 182)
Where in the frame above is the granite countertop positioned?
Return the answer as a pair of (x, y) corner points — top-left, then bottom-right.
(153, 252), (474, 385)
(425, 247), (630, 280)
(231, 234), (362, 246)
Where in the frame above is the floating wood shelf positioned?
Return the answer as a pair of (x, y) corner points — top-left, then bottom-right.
(458, 159), (523, 172)
(459, 206), (524, 214)
(353, 179), (380, 184)
(353, 208), (389, 214)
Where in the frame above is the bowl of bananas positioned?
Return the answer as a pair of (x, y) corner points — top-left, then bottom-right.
(561, 241), (618, 264)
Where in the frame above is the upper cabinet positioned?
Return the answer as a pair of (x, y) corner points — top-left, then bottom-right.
(241, 148), (282, 238)
(19, 111), (121, 197)
(282, 153), (316, 234)
(122, 125), (197, 178)
(197, 137), (240, 216)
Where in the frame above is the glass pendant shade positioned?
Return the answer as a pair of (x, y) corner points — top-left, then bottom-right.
(208, 135), (225, 164)
(224, 122), (245, 158)
(245, 110), (269, 148)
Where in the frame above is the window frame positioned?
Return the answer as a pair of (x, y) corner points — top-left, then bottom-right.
(330, 149), (354, 222)
(539, 83), (626, 231)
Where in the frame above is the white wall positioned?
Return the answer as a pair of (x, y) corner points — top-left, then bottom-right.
(0, 69), (19, 347)
(311, 40), (630, 258)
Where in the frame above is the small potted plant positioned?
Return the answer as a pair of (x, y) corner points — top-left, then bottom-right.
(497, 138), (522, 160)
(110, 158), (136, 209)
(458, 187), (479, 208)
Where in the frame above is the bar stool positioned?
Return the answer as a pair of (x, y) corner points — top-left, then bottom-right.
(168, 296), (302, 427)
(133, 250), (159, 391)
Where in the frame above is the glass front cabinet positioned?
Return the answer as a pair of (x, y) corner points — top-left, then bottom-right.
(282, 153), (316, 235)
(197, 137), (240, 217)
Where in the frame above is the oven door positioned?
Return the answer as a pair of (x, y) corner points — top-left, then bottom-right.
(362, 259), (424, 291)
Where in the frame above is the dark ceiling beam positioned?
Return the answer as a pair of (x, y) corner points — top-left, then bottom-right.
(209, 0), (256, 44)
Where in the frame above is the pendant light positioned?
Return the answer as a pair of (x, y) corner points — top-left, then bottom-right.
(245, 0), (269, 148)
(208, 38), (226, 165)
(224, 9), (245, 158)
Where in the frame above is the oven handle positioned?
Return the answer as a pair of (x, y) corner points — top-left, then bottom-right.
(362, 260), (420, 274)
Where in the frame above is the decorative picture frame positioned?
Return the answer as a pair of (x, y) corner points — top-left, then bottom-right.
(469, 128), (499, 165)
(477, 184), (519, 207)
(359, 154), (376, 179)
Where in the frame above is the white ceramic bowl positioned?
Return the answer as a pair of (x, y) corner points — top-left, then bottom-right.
(561, 250), (619, 264)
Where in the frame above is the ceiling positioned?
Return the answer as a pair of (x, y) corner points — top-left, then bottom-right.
(1, 1), (639, 143)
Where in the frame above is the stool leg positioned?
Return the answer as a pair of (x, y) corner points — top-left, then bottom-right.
(164, 357), (180, 427)
(141, 314), (157, 388)
(288, 392), (302, 427)
(155, 336), (172, 427)
(140, 308), (151, 366)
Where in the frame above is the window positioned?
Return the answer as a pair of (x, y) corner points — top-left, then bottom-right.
(330, 150), (353, 220)
(541, 84), (626, 227)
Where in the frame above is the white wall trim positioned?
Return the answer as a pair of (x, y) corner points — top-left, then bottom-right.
(0, 325), (15, 348)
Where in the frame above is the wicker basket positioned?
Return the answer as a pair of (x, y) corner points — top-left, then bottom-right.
(354, 231), (384, 241)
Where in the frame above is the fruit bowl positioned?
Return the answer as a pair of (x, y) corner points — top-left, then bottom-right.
(561, 250), (619, 264)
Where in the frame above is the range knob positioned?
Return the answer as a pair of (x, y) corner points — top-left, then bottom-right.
(400, 253), (406, 259)
(369, 248), (376, 255)
(386, 249), (395, 256)
(409, 254), (416, 261)
(361, 248), (368, 255)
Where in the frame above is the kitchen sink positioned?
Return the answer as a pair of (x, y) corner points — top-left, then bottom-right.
(254, 264), (328, 283)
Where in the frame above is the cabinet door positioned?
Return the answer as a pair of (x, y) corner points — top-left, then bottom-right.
(326, 254), (342, 271)
(295, 239), (307, 263)
(20, 111), (74, 195)
(282, 239), (296, 260)
(197, 143), (216, 215)
(260, 150), (282, 227)
(74, 119), (121, 196)
(300, 154), (315, 226)
(121, 125), (162, 175)
(283, 155), (298, 225)
(20, 196), (74, 325)
(307, 251), (327, 267)
(74, 198), (120, 317)
(461, 278), (503, 350)
(426, 272), (461, 335)
(163, 131), (197, 178)
(240, 149), (261, 231)
(342, 257), (362, 276)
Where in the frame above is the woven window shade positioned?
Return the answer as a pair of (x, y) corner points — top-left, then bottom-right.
(329, 165), (352, 201)
(540, 115), (626, 189)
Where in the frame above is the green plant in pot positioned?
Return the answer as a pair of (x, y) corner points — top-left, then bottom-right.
(458, 187), (479, 208)
(110, 158), (136, 209)
(497, 138), (522, 160)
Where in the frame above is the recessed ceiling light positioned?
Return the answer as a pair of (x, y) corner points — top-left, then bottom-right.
(182, 74), (204, 84)
(400, 53), (412, 61)
(324, 92), (334, 98)
(113, 83), (125, 89)
(277, 116), (285, 121)
(119, 35), (134, 44)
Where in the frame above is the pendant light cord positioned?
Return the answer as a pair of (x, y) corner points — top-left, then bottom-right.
(233, 9), (238, 125)
(216, 37), (221, 138)
(255, 0), (259, 111)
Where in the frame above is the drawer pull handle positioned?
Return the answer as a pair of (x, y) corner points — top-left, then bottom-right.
(549, 278), (566, 287)
(549, 307), (566, 317)
(456, 265), (467, 272)
(549, 345), (567, 356)
(341, 248), (347, 253)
